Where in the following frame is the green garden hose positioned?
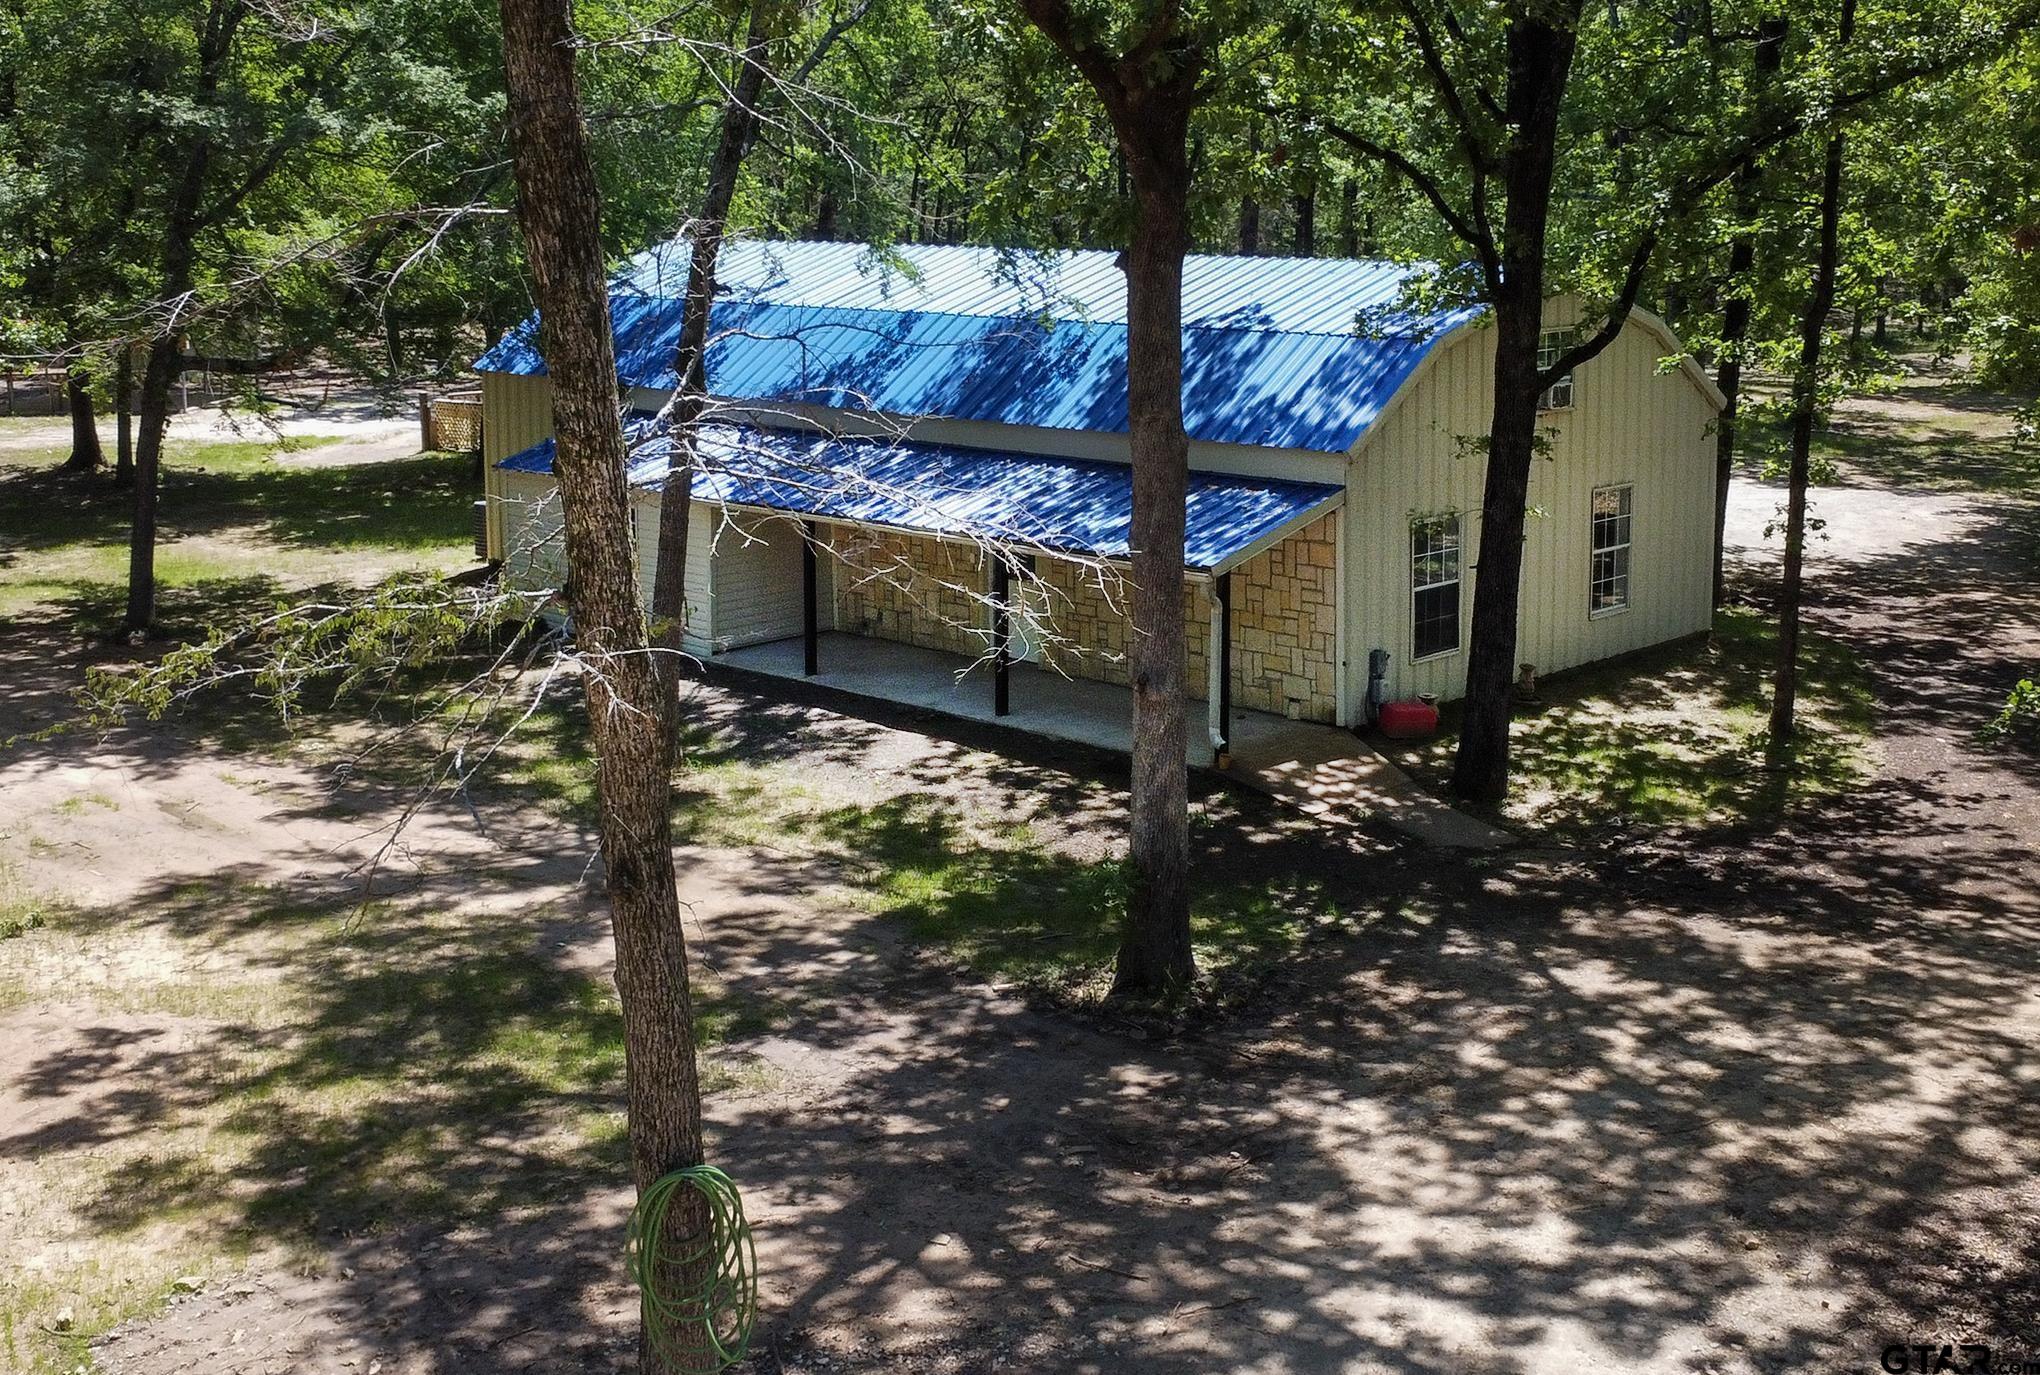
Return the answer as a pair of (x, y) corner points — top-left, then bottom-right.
(624, 1165), (758, 1373)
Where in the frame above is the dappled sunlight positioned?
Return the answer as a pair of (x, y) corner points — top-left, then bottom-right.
(6, 669), (2036, 1371)
(1812, 372), (2040, 497)
(4, 399), (2039, 1374)
(701, 844), (2040, 1369)
(0, 444), (477, 631)
(1384, 607), (1875, 836)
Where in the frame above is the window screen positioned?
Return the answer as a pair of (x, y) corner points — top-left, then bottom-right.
(1590, 484), (1633, 614)
(1539, 328), (1576, 410)
(1411, 514), (1462, 660)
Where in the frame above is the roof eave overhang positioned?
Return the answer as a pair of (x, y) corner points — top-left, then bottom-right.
(1202, 489), (1346, 578)
(642, 481), (1344, 582)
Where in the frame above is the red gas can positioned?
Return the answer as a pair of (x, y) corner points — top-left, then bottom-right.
(1376, 698), (1441, 739)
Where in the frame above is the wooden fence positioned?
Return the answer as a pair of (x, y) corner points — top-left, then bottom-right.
(421, 390), (484, 453)
(0, 358), (69, 417)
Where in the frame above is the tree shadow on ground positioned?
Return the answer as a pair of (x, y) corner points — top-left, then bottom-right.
(1818, 419), (2040, 497)
(699, 768), (2040, 1372)
(0, 586), (565, 805)
(9, 592), (2037, 1375)
(1731, 478), (2040, 788)
(0, 450), (473, 563)
(1381, 608), (1875, 837)
(23, 714), (2034, 1374)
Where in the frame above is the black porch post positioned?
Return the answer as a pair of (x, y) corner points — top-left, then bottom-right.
(1216, 570), (1233, 766)
(992, 554), (1011, 717)
(802, 519), (819, 677)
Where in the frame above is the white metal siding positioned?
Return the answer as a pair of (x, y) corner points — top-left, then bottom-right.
(632, 494), (716, 656)
(497, 471), (568, 593)
(496, 472), (717, 656)
(706, 513), (825, 649)
(1346, 310), (1719, 710)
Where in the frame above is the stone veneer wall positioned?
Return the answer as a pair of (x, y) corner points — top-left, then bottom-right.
(828, 528), (995, 660)
(1034, 515), (1337, 721)
(823, 514), (1339, 722)
(1216, 513), (1339, 719)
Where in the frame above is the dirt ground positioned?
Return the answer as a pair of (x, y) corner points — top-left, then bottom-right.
(4, 372), (2038, 1374)
(0, 376), (425, 466)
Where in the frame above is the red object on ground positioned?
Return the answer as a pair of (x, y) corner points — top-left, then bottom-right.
(1377, 699), (1440, 739)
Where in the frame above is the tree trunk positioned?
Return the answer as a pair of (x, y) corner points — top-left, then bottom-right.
(1449, 12), (1577, 805)
(125, 336), (182, 634)
(1237, 122), (1261, 254)
(497, 0), (710, 1366)
(650, 0), (775, 723)
(124, 0), (244, 636)
(1709, 16), (1787, 610)
(115, 349), (134, 484)
(1771, 0), (1854, 745)
(1009, 0), (1202, 996)
(61, 369), (103, 471)
(1711, 232), (1756, 608)
(1293, 187), (1316, 256)
(127, 258), (202, 635)
(1340, 179), (1360, 257)
(1451, 288), (1547, 804)
(1115, 146), (1196, 997)
(812, 185), (839, 239)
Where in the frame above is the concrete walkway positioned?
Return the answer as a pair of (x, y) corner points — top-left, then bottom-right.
(1226, 720), (1513, 850)
(716, 632), (1512, 850)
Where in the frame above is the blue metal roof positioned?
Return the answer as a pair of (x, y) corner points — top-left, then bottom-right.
(496, 422), (1343, 573)
(475, 240), (1480, 453)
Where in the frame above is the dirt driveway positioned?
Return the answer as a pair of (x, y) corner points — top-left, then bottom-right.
(5, 387), (2038, 1374)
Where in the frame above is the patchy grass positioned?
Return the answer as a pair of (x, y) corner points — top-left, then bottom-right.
(0, 863), (55, 941)
(1383, 608), (1876, 837)
(0, 434), (476, 630)
(0, 422), (345, 472)
(1813, 402), (2040, 496)
(777, 794), (1334, 999)
(490, 690), (1330, 999)
(671, 712), (1329, 1000)
(1741, 357), (2040, 498)
(0, 864), (780, 1374)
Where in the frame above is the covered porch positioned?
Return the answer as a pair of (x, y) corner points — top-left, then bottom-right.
(597, 419), (1352, 761)
(714, 630), (1512, 849)
(720, 629), (1320, 768)
(500, 420), (1351, 755)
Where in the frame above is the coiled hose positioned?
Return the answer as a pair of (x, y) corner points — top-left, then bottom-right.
(624, 1165), (758, 1372)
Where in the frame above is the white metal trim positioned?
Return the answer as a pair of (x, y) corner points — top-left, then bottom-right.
(1332, 512), (1350, 728)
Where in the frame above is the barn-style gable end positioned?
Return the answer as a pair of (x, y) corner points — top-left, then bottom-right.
(1346, 300), (1722, 706)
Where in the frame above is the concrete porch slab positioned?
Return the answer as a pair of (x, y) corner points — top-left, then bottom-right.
(713, 632), (1511, 851)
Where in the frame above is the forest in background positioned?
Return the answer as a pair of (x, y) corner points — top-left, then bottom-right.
(3, 0), (2036, 398)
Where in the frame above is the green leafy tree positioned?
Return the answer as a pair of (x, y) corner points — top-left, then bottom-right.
(1298, 0), (2037, 802)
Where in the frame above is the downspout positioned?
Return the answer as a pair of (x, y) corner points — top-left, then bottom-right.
(1332, 507), (1350, 726)
(1205, 576), (1225, 761)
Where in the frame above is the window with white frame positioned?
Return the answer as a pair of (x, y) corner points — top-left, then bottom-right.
(1538, 328), (1577, 410)
(1410, 513), (1462, 660)
(1590, 484), (1633, 615)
